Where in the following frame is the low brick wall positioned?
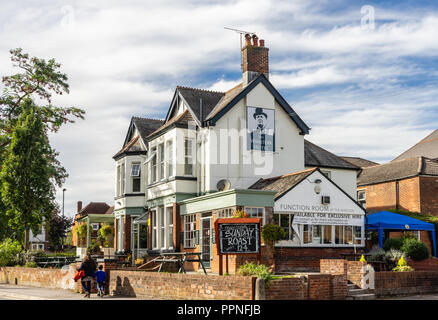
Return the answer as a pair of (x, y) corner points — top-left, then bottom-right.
(0, 265), (77, 290)
(265, 273), (347, 300)
(375, 271), (438, 297)
(109, 270), (256, 300)
(265, 277), (307, 300)
(346, 261), (366, 288)
(408, 258), (438, 271)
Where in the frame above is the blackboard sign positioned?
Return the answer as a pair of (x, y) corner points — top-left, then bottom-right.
(217, 220), (261, 254)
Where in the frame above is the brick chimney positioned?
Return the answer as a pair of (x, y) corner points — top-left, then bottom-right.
(242, 34), (269, 86)
(77, 201), (82, 213)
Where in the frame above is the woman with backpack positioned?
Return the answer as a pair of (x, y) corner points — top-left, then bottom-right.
(77, 253), (97, 298)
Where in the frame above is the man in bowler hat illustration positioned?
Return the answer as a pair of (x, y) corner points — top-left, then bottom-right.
(249, 107), (274, 151)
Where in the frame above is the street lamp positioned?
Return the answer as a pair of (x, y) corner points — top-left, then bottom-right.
(61, 188), (66, 251)
(62, 188), (66, 217)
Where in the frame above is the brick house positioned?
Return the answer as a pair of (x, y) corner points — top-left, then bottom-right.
(113, 35), (366, 272)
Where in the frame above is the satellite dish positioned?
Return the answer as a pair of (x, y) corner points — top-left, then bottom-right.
(216, 179), (231, 192)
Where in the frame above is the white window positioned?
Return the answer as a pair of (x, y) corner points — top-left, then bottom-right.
(151, 210), (157, 249)
(159, 143), (165, 180)
(150, 147), (157, 183)
(321, 170), (331, 179)
(273, 213), (363, 247)
(159, 206), (165, 249)
(184, 139), (193, 175)
(131, 162), (141, 192)
(121, 163), (125, 194)
(245, 207), (265, 224)
(167, 140), (174, 177)
(357, 190), (366, 208)
(184, 214), (196, 248)
(167, 207), (174, 249)
(116, 165), (121, 196)
(217, 208), (235, 218)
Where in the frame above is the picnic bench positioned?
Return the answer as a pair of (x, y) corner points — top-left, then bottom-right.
(138, 252), (207, 275)
(34, 256), (78, 268)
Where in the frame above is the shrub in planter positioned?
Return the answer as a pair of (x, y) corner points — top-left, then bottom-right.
(392, 256), (414, 272)
(87, 240), (101, 254)
(368, 248), (386, 262)
(238, 262), (273, 284)
(0, 239), (22, 266)
(261, 224), (286, 246)
(401, 238), (429, 261)
(384, 249), (405, 270)
(98, 224), (114, 247)
(383, 237), (404, 251)
(232, 210), (249, 219)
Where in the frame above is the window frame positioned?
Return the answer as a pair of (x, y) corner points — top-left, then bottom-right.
(184, 138), (194, 176)
(184, 214), (196, 249)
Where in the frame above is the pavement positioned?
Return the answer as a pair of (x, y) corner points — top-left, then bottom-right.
(0, 284), (160, 300)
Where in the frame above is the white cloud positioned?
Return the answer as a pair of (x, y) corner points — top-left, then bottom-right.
(0, 0), (437, 217)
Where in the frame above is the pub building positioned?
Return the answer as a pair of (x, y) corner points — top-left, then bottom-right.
(112, 34), (365, 273)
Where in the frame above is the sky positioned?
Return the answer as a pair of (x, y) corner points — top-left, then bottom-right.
(1, 0), (437, 218)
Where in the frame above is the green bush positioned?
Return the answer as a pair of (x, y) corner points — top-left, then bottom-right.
(238, 262), (273, 284)
(0, 239), (22, 266)
(261, 224), (286, 246)
(368, 248), (386, 262)
(384, 249), (405, 269)
(383, 237), (404, 251)
(87, 240), (100, 254)
(401, 238), (429, 261)
(24, 261), (37, 268)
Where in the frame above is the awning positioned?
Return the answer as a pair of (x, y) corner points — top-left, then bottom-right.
(366, 211), (436, 256)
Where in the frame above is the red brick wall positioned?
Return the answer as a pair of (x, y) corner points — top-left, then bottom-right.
(407, 258), (438, 271)
(265, 277), (306, 300)
(419, 176), (438, 216)
(0, 265), (77, 291)
(320, 259), (347, 275)
(375, 271), (438, 297)
(109, 270), (256, 300)
(347, 261), (366, 288)
(275, 247), (364, 272)
(242, 46), (269, 75)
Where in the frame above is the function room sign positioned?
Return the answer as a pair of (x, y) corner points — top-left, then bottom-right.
(214, 218), (262, 254)
(247, 106), (275, 152)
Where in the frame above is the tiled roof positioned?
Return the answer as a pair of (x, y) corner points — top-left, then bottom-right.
(205, 83), (244, 120)
(147, 109), (194, 139)
(393, 129), (438, 161)
(249, 168), (317, 199)
(357, 156), (438, 186)
(113, 136), (144, 159)
(304, 140), (359, 170)
(76, 202), (111, 220)
(132, 117), (164, 142)
(104, 206), (114, 215)
(339, 156), (379, 168)
(177, 86), (225, 123)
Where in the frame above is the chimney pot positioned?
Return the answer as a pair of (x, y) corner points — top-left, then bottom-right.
(252, 34), (258, 47)
(77, 201), (82, 213)
(259, 39), (265, 47)
(244, 34), (251, 47)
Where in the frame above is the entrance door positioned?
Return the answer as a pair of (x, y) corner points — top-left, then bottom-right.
(200, 216), (212, 268)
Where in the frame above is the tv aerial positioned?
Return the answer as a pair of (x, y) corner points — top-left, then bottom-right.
(224, 27), (257, 71)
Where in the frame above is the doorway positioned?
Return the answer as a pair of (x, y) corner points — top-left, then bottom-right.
(200, 215), (212, 268)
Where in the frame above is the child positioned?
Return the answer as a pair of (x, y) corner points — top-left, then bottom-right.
(94, 265), (106, 297)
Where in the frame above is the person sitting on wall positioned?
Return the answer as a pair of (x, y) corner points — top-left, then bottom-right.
(77, 253), (97, 298)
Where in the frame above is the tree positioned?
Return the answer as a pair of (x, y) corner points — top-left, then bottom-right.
(0, 48), (85, 185)
(0, 101), (56, 248)
(47, 212), (73, 251)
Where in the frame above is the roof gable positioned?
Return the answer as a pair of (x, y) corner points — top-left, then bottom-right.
(250, 167), (365, 213)
(121, 117), (163, 148)
(304, 140), (359, 170)
(393, 129), (438, 161)
(357, 156), (438, 186)
(204, 74), (310, 135)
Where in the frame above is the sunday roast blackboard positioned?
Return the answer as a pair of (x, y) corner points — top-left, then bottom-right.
(215, 218), (261, 254)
